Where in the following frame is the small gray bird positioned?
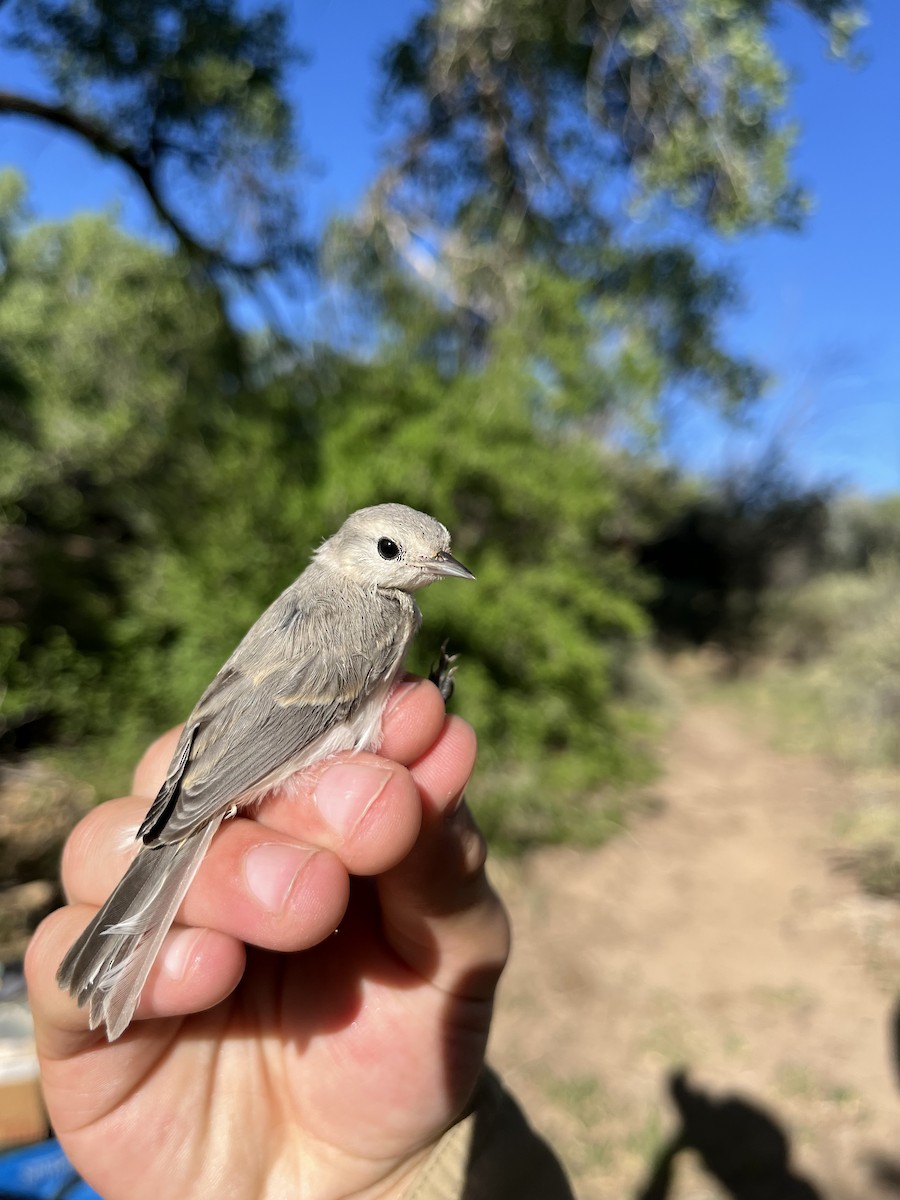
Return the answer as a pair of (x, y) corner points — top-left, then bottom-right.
(57, 503), (474, 1041)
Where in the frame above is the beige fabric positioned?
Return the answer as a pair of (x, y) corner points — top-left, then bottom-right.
(405, 1068), (576, 1200)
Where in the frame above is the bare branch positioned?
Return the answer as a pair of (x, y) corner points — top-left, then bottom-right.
(0, 89), (281, 279)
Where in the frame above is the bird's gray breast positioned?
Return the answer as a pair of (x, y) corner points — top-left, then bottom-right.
(340, 588), (420, 750)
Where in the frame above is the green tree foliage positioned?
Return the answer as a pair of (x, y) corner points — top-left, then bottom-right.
(0, 175), (318, 762)
(1, 181), (660, 844)
(640, 456), (831, 657)
(0, 0), (868, 848)
(350, 0), (862, 418)
(0, 0), (306, 293)
(823, 493), (900, 570)
(383, 0), (863, 235)
(311, 278), (662, 845)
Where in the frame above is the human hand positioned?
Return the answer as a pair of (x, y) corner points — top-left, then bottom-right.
(25, 679), (510, 1200)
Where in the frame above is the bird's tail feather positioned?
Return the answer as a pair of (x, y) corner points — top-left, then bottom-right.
(57, 819), (221, 1041)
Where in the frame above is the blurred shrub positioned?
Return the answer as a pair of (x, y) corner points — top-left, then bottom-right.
(0, 179), (325, 772)
(757, 560), (900, 769)
(718, 553), (900, 899)
(639, 457), (830, 658)
(1, 188), (672, 847)
(763, 560), (900, 663)
(824, 493), (900, 570)
(831, 773), (900, 900)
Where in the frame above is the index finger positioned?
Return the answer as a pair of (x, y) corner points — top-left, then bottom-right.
(131, 676), (447, 798)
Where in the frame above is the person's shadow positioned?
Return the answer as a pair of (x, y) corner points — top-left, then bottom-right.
(866, 997), (900, 1194)
(636, 1069), (822, 1200)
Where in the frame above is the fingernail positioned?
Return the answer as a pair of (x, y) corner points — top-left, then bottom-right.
(244, 843), (315, 913)
(314, 762), (393, 839)
(386, 680), (420, 714)
(445, 788), (467, 819)
(161, 928), (205, 981)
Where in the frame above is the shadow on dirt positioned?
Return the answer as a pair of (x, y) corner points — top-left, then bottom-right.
(635, 1069), (822, 1200)
(863, 998), (900, 1196)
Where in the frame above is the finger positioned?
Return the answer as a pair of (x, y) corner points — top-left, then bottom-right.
(379, 677), (448, 763)
(132, 725), (183, 798)
(26, 905), (245, 1057)
(64, 742), (436, 950)
(81, 681), (459, 957)
(78, 747), (425, 889)
(62, 797), (354, 952)
(253, 751), (423, 874)
(253, 683), (464, 867)
(131, 677), (447, 800)
(377, 716), (511, 1000)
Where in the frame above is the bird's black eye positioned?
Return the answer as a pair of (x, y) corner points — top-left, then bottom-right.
(378, 537), (400, 560)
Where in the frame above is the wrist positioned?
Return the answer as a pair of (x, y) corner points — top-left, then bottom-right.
(398, 1068), (576, 1200)
(346, 1144), (438, 1200)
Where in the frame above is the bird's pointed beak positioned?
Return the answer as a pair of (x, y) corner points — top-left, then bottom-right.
(430, 550), (475, 581)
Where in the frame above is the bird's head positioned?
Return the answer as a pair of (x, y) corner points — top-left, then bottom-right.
(315, 503), (475, 593)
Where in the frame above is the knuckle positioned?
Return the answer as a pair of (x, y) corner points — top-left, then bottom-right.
(60, 798), (139, 899)
(455, 805), (489, 876)
(59, 807), (100, 893)
(131, 724), (184, 793)
(24, 907), (67, 984)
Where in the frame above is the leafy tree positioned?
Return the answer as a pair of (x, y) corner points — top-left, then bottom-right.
(310, 270), (666, 846)
(346, 0), (864, 420)
(0, 1), (869, 849)
(0, 174), (318, 763)
(382, 0), (863, 239)
(0, 0), (307, 305)
(1, 183), (661, 845)
(823, 493), (900, 571)
(639, 454), (831, 656)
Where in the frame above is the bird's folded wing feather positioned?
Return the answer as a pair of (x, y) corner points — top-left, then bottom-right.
(139, 585), (414, 846)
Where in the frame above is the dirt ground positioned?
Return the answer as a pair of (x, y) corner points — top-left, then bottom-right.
(487, 703), (900, 1199)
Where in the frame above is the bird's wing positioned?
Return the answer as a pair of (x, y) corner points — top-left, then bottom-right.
(139, 585), (415, 845)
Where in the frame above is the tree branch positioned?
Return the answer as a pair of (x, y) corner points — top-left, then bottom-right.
(0, 89), (279, 279)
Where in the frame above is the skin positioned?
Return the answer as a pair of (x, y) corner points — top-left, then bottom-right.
(25, 678), (511, 1200)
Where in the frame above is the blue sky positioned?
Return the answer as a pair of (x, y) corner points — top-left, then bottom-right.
(668, 0), (900, 495)
(1, 0), (898, 493)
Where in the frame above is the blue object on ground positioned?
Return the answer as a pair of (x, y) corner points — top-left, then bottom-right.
(0, 1138), (101, 1199)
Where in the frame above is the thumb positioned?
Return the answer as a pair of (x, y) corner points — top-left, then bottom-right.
(376, 716), (510, 1000)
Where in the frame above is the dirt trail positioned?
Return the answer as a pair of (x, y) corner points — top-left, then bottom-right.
(487, 704), (900, 1199)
